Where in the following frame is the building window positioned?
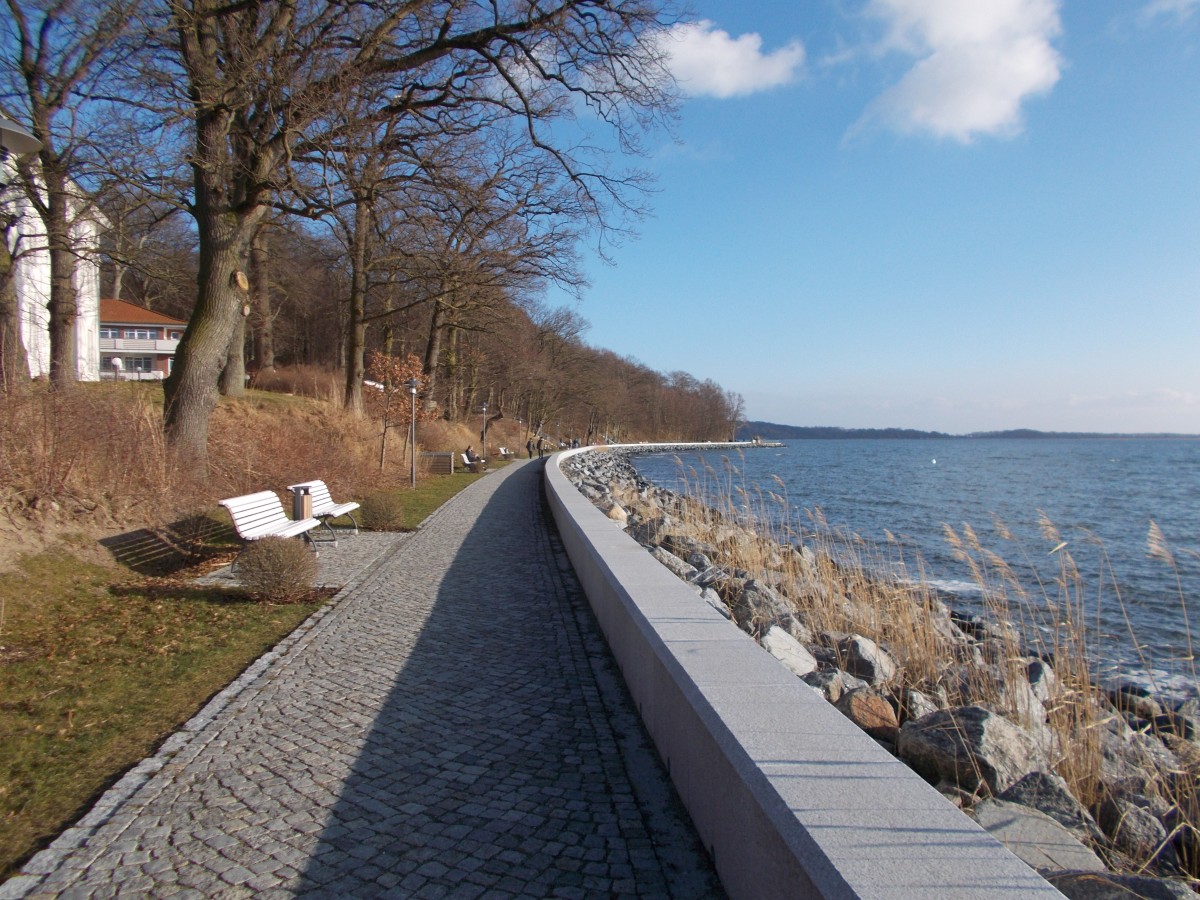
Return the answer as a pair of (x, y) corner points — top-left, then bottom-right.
(100, 327), (118, 339)
(128, 357), (153, 371)
(124, 327), (155, 340)
(169, 330), (182, 340)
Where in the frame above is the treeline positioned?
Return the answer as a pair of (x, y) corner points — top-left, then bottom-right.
(1, 0), (744, 465)
(740, 422), (1200, 440)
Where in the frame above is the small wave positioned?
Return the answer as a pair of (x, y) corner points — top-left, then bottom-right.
(1101, 670), (1200, 706)
(900, 577), (985, 596)
(927, 579), (986, 596)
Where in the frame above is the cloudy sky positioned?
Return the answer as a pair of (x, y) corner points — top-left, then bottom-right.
(549, 0), (1200, 434)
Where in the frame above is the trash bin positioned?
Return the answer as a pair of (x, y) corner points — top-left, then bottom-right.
(291, 485), (312, 520)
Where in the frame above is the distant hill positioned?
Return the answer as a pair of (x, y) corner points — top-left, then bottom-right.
(737, 421), (1200, 440)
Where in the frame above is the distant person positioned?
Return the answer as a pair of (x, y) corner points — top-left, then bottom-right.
(526, 438), (534, 459)
(465, 445), (480, 463)
(537, 437), (546, 458)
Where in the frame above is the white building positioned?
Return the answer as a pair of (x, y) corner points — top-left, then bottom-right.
(2, 155), (106, 381)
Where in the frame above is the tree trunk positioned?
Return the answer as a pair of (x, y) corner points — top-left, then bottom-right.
(219, 311), (246, 396)
(0, 231), (30, 395)
(249, 220), (273, 371)
(44, 166), (78, 388)
(163, 111), (265, 470)
(342, 198), (371, 415)
(422, 295), (448, 407)
(381, 294), (393, 358)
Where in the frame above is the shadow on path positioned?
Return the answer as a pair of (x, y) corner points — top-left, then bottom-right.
(295, 461), (722, 897)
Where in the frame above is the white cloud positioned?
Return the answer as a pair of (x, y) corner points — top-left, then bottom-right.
(662, 20), (805, 99)
(1141, 0), (1200, 22)
(858, 0), (1063, 142)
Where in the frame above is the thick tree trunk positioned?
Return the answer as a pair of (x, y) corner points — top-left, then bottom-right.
(0, 234), (30, 395)
(163, 113), (264, 469)
(44, 169), (78, 388)
(249, 221), (274, 370)
(422, 295), (448, 407)
(342, 198), (371, 415)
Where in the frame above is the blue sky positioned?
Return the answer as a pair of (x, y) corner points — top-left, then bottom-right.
(548, 0), (1200, 434)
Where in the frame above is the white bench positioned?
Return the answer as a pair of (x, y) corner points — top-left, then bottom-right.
(218, 491), (320, 563)
(460, 453), (486, 473)
(287, 480), (360, 537)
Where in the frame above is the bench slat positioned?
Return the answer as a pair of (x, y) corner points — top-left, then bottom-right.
(219, 491), (318, 543)
(286, 480), (360, 533)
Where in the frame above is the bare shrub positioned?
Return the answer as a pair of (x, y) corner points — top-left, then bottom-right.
(237, 536), (317, 601)
(0, 384), (179, 523)
(359, 491), (406, 531)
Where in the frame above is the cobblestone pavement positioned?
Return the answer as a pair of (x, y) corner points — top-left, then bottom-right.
(6, 460), (723, 899)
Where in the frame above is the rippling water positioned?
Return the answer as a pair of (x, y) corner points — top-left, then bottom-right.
(633, 438), (1200, 693)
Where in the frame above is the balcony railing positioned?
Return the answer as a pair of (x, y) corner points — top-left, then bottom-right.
(99, 337), (179, 353)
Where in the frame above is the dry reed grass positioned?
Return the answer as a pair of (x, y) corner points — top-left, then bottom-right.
(642, 453), (1199, 878)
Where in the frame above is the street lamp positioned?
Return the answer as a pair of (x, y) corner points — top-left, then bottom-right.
(480, 402), (488, 454)
(405, 378), (419, 488)
(0, 116), (41, 192)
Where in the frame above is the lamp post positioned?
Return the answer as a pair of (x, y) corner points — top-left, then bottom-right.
(405, 378), (419, 488)
(0, 115), (41, 193)
(480, 402), (488, 455)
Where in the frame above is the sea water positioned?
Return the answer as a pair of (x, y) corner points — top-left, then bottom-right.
(633, 438), (1200, 696)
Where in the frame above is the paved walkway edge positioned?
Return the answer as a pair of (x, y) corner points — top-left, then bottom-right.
(545, 447), (1066, 900)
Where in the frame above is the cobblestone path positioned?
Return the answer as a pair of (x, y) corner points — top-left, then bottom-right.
(6, 460), (722, 899)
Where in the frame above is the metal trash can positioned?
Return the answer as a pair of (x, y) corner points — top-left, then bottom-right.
(291, 485), (312, 520)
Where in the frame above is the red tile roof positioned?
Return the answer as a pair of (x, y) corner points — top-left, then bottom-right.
(100, 298), (189, 327)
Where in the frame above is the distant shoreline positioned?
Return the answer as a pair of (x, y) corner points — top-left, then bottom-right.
(738, 422), (1200, 441)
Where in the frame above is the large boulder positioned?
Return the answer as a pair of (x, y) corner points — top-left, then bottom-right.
(761, 625), (818, 679)
(970, 799), (1107, 874)
(897, 705), (1049, 795)
(1026, 658), (1058, 705)
(1107, 682), (1163, 722)
(1096, 796), (1177, 869)
(836, 634), (898, 687)
(998, 771), (1105, 844)
(834, 688), (899, 744)
(802, 667), (869, 704)
(650, 545), (698, 581)
(1046, 871), (1197, 900)
(729, 579), (798, 639)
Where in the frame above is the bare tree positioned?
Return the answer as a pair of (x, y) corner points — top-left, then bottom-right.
(147, 0), (677, 469)
(2, 0), (141, 387)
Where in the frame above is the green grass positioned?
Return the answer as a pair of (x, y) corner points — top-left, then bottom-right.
(0, 463), (497, 880)
(396, 465), (506, 530)
(0, 555), (322, 878)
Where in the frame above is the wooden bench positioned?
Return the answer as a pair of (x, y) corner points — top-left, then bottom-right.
(287, 480), (360, 537)
(218, 491), (320, 563)
(419, 451), (456, 475)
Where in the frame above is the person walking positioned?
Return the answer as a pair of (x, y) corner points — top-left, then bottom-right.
(526, 438), (534, 459)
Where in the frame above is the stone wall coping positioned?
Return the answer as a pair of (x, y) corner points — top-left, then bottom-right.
(545, 445), (1064, 899)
